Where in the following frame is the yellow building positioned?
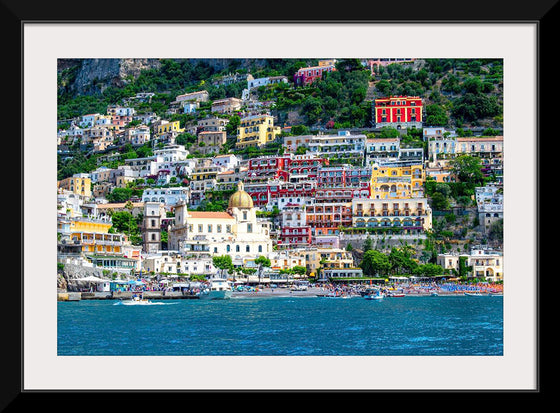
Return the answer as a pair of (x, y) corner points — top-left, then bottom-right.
(70, 216), (112, 234)
(370, 161), (425, 199)
(57, 175), (92, 198)
(156, 120), (183, 136)
(64, 215), (123, 256)
(352, 197), (432, 232)
(63, 215), (141, 272)
(235, 114), (281, 149)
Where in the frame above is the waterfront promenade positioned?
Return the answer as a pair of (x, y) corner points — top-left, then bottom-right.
(58, 282), (502, 301)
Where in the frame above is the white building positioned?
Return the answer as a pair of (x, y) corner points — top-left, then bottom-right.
(154, 144), (189, 163)
(475, 185), (503, 233)
(142, 187), (190, 208)
(437, 247), (503, 282)
(212, 154), (240, 170)
(423, 127), (457, 141)
(79, 113), (101, 128)
(168, 182), (273, 267)
(126, 125), (151, 145)
(307, 131), (366, 159)
(142, 251), (218, 277)
(57, 124), (84, 145)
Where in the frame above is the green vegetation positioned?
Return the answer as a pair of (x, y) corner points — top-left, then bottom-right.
(359, 245), (443, 278)
(373, 58), (503, 129)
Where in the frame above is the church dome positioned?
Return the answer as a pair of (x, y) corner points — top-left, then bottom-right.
(228, 181), (254, 209)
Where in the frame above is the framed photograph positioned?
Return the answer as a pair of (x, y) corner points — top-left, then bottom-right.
(13, 3), (547, 404)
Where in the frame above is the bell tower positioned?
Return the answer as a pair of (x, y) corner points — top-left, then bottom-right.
(142, 202), (164, 253)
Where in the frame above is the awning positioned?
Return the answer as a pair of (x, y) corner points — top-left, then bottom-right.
(75, 275), (108, 283)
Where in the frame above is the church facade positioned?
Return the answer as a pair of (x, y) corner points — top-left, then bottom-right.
(168, 182), (273, 266)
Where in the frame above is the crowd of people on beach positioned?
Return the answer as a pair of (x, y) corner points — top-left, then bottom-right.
(85, 277), (503, 297)
(315, 280), (503, 297)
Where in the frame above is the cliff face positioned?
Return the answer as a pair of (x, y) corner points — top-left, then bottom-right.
(57, 58), (270, 97)
(58, 58), (162, 96)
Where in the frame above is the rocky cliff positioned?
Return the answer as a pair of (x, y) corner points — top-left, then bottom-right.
(58, 58), (162, 96)
(57, 58), (271, 97)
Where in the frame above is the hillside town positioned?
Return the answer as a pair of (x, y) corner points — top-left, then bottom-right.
(56, 58), (504, 294)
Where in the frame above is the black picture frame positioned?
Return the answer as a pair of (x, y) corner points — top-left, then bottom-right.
(9, 0), (551, 407)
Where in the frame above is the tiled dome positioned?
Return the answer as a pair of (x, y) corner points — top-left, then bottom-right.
(228, 181), (253, 209)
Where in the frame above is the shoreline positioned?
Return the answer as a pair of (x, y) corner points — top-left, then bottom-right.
(58, 286), (502, 301)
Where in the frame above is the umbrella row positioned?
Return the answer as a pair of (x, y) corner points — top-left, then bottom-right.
(73, 276), (145, 285)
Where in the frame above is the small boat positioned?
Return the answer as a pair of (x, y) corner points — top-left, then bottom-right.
(197, 277), (232, 300)
(117, 293), (153, 305)
(364, 292), (385, 300)
(387, 293), (405, 298)
(464, 292), (483, 296)
(430, 292), (439, 296)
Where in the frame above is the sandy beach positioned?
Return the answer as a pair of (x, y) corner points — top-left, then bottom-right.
(230, 285), (502, 298)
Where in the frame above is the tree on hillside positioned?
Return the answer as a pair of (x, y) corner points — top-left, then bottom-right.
(425, 104), (448, 126)
(450, 155), (485, 186)
(360, 250), (390, 277)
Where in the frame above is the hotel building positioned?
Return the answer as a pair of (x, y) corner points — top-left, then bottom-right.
(373, 96), (423, 129)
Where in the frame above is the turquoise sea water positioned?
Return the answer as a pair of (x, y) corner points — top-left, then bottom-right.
(57, 295), (503, 356)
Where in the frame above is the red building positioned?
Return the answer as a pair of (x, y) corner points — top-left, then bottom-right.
(245, 180), (317, 208)
(278, 204), (312, 247)
(245, 155), (291, 184)
(306, 165), (371, 237)
(293, 64), (336, 86)
(373, 96), (423, 128)
(244, 154), (329, 207)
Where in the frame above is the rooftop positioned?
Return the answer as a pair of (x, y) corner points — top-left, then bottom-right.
(187, 211), (234, 220)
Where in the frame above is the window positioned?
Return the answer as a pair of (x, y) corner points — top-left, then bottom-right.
(246, 245), (250, 252)
(236, 245), (240, 252)
(217, 224), (222, 233)
(243, 211), (247, 220)
(198, 224), (203, 233)
(247, 223), (253, 233)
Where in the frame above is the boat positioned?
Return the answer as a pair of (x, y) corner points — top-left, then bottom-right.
(197, 277), (233, 300)
(364, 291), (385, 300)
(116, 293), (153, 305)
(464, 292), (484, 296)
(430, 292), (439, 296)
(387, 293), (405, 298)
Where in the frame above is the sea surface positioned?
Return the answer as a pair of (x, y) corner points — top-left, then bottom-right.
(57, 295), (503, 356)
